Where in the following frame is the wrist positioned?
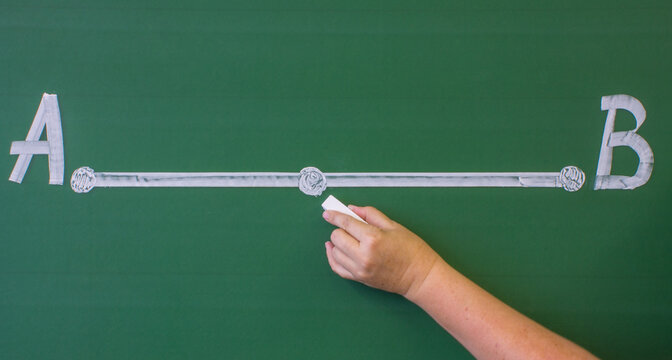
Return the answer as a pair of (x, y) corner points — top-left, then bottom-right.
(402, 253), (442, 302)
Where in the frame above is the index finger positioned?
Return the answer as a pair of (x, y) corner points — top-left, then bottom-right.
(323, 210), (377, 241)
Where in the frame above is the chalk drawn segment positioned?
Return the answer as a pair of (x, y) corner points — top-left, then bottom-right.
(94, 172), (299, 188)
(71, 167), (301, 193)
(323, 169), (584, 191)
(71, 166), (584, 194)
(324, 173), (555, 188)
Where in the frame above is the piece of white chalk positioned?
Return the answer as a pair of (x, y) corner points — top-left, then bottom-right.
(321, 195), (368, 224)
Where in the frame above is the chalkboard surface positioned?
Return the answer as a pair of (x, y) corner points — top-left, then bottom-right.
(2, 1), (671, 358)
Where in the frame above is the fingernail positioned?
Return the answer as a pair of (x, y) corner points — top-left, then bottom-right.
(322, 211), (330, 220)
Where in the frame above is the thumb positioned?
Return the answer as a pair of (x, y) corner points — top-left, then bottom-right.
(348, 205), (394, 229)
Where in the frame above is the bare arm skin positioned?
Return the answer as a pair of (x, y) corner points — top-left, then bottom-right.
(323, 205), (598, 360)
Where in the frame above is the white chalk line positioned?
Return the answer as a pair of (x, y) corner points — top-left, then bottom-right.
(70, 166), (585, 194)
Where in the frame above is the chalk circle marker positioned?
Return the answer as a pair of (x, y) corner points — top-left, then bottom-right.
(71, 166), (96, 193)
(559, 166), (585, 192)
(70, 165), (585, 194)
(298, 167), (327, 196)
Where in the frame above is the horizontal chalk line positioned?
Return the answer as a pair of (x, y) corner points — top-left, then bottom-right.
(70, 166), (585, 194)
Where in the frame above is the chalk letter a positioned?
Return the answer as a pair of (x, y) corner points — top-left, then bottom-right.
(9, 93), (65, 184)
(594, 95), (653, 190)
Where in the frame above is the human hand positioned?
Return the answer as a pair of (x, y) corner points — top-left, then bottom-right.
(323, 205), (440, 299)
(324, 206), (599, 360)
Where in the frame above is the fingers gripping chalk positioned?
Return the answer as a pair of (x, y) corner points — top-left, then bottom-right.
(321, 195), (368, 224)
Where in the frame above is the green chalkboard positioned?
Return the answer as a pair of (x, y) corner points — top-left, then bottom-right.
(2, 1), (671, 358)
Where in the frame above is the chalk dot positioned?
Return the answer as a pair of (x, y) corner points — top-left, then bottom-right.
(71, 167), (96, 193)
(559, 166), (585, 192)
(299, 166), (327, 196)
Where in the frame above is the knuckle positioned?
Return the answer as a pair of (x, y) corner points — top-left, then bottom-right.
(334, 229), (352, 245)
(361, 242), (375, 258)
(355, 267), (368, 279)
(360, 257), (375, 274)
(365, 229), (382, 244)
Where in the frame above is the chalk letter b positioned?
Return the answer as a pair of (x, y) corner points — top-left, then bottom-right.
(594, 95), (653, 190)
(9, 93), (65, 185)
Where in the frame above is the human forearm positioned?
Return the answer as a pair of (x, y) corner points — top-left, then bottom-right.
(322, 205), (597, 359)
(406, 259), (598, 360)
